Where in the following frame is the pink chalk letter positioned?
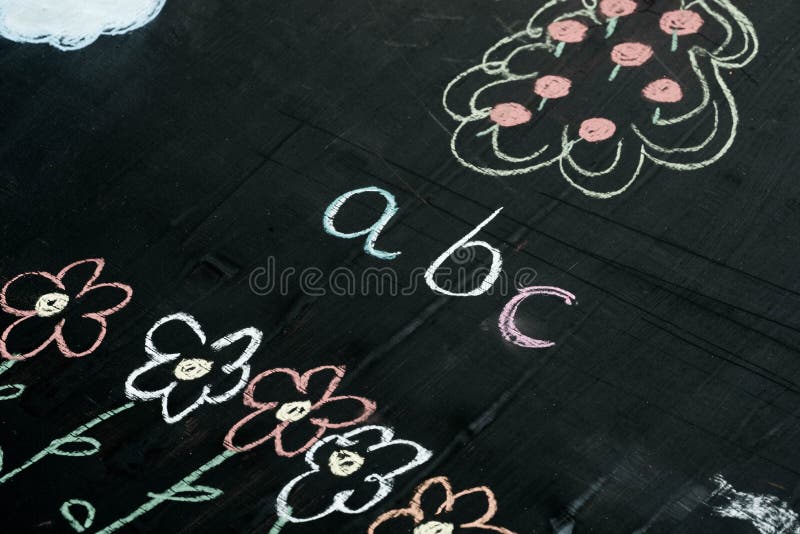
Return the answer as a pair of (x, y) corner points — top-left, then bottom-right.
(499, 286), (576, 349)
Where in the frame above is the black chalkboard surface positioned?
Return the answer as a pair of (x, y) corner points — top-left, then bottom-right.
(0, 1), (798, 533)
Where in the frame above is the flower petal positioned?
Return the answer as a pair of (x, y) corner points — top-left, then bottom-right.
(278, 425), (429, 524)
(53, 315), (107, 358)
(145, 312), (206, 363)
(53, 314), (107, 358)
(367, 509), (419, 534)
(223, 407), (285, 452)
(277, 468), (382, 522)
(244, 365), (345, 408)
(444, 487), (500, 528)
(125, 359), (178, 401)
(310, 395), (376, 429)
(360, 438), (433, 481)
(0, 271), (62, 316)
(205, 364), (249, 404)
(410, 476), (455, 518)
(0, 315), (58, 360)
(273, 418), (328, 457)
(210, 326), (262, 374)
(161, 383), (212, 424)
(75, 283), (132, 317)
(57, 258), (104, 296)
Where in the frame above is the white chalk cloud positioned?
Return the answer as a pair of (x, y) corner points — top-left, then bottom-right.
(0, 0), (166, 51)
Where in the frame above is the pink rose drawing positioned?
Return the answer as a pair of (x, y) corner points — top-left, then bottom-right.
(489, 103), (532, 127)
(547, 19), (588, 57)
(534, 75), (572, 109)
(660, 9), (704, 51)
(609, 42), (653, 80)
(660, 10), (704, 35)
(600, 0), (637, 18)
(642, 78), (683, 103)
(443, 0), (759, 199)
(600, 0), (637, 37)
(0, 258), (132, 360)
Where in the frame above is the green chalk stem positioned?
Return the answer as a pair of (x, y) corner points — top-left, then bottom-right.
(605, 17), (619, 38)
(671, 31), (679, 52)
(554, 41), (566, 58)
(0, 359), (24, 401)
(269, 509), (293, 534)
(609, 64), (621, 81)
(0, 402), (134, 484)
(94, 449), (238, 534)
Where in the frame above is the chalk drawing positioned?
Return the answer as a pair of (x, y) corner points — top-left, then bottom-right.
(534, 75), (572, 110)
(94, 449), (237, 534)
(276, 425), (432, 523)
(442, 0), (758, 199)
(268, 508), (292, 534)
(0, 359), (24, 400)
(223, 365), (376, 456)
(0, 402), (133, 485)
(125, 312), (263, 424)
(323, 186), (401, 260)
(499, 286), (577, 348)
(711, 475), (800, 534)
(600, 0), (637, 37)
(642, 78), (684, 123)
(608, 42), (653, 81)
(60, 499), (96, 532)
(97, 426), (428, 531)
(328, 449), (367, 477)
(660, 9), (705, 51)
(425, 208), (503, 297)
(0, 0), (166, 51)
(0, 258), (133, 360)
(368, 475), (516, 534)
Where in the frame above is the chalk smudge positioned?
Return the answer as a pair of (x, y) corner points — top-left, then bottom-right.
(711, 475), (800, 534)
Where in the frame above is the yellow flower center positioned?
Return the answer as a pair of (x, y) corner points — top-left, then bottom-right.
(35, 292), (69, 317)
(328, 449), (366, 477)
(275, 400), (313, 422)
(414, 521), (454, 534)
(173, 358), (213, 380)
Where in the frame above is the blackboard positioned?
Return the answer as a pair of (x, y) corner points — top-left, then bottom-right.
(0, 1), (798, 533)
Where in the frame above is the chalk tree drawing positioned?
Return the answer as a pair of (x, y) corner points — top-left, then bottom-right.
(0, 0), (166, 51)
(443, 0), (758, 198)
